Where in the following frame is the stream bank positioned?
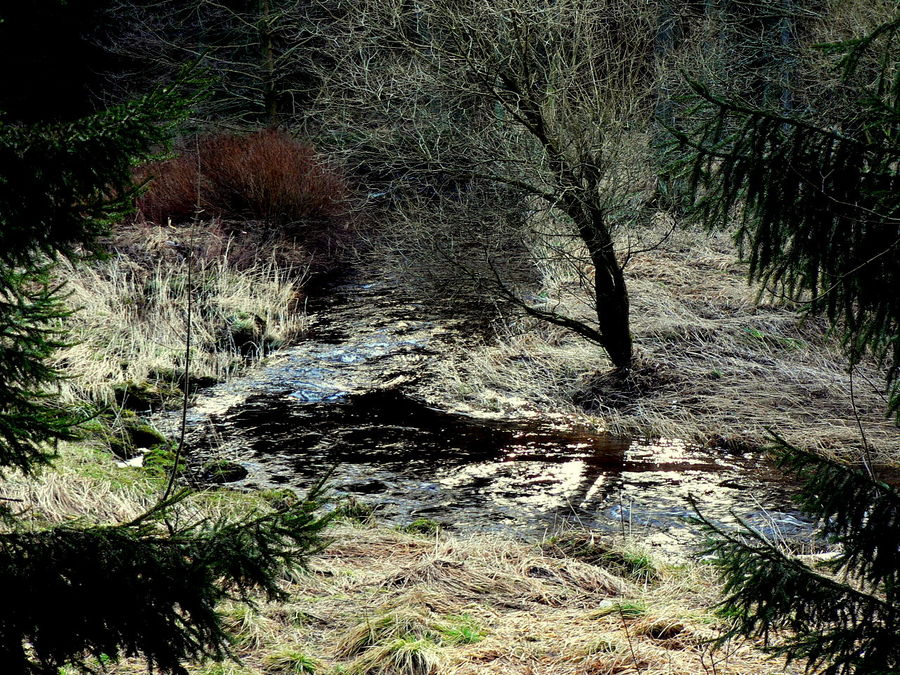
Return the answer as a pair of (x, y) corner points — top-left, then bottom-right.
(156, 276), (814, 553)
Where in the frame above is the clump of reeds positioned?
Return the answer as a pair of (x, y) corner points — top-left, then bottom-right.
(54, 241), (308, 408)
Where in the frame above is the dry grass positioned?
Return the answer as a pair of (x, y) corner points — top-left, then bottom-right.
(0, 443), (803, 674)
(115, 521), (803, 674)
(420, 221), (899, 466)
(54, 228), (308, 407)
(0, 443), (270, 531)
(282, 523), (803, 674)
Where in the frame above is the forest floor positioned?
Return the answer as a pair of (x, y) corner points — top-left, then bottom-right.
(26, 216), (891, 674)
(7, 443), (805, 675)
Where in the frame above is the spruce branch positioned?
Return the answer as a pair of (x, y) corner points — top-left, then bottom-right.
(671, 15), (900, 421)
(689, 439), (900, 674)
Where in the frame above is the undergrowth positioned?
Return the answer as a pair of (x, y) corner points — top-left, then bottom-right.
(55, 242), (307, 409)
(135, 129), (352, 261)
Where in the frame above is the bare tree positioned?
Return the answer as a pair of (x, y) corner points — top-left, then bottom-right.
(307, 0), (672, 372)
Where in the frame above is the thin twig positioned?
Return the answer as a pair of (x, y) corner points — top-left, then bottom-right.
(617, 604), (643, 673)
(162, 234), (192, 503)
(848, 366), (875, 480)
(162, 140), (201, 502)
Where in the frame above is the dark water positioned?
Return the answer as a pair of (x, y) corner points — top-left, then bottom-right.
(168, 279), (814, 551)
(194, 389), (808, 545)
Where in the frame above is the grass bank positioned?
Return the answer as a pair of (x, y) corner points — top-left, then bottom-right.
(54, 126), (355, 415)
(416, 222), (898, 467)
(200, 521), (803, 675)
(2, 443), (804, 675)
(53, 223), (310, 412)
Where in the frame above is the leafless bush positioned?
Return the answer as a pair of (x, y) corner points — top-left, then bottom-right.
(135, 129), (354, 267)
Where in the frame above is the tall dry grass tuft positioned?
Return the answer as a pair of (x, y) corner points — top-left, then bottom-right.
(54, 239), (308, 408)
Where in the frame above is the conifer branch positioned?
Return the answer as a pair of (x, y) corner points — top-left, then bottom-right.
(690, 494), (899, 674)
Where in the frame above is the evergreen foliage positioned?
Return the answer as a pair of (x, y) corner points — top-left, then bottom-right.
(678, 14), (900, 674)
(0, 269), (76, 475)
(101, 0), (338, 126)
(0, 489), (332, 674)
(691, 441), (900, 674)
(673, 15), (900, 418)
(0, 4), (333, 671)
(0, 86), (191, 266)
(0, 84), (190, 474)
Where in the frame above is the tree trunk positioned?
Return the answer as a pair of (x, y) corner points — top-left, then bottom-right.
(593, 250), (633, 371)
(652, 0), (680, 143)
(778, 0), (795, 116)
(568, 198), (633, 371)
(260, 0), (278, 124)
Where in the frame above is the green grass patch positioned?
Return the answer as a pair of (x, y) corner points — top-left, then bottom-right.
(741, 327), (805, 351)
(435, 614), (486, 645)
(263, 648), (319, 674)
(334, 496), (378, 524)
(591, 599), (647, 620)
(541, 532), (659, 582)
(614, 601), (647, 619)
(399, 518), (442, 536)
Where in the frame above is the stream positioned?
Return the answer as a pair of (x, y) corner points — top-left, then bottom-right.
(159, 277), (814, 553)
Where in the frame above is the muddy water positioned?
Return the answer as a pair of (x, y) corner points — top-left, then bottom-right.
(166, 278), (812, 551)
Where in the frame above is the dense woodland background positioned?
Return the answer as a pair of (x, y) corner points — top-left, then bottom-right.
(0, 1), (898, 673)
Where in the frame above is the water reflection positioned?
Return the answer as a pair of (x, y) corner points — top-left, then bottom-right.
(194, 389), (806, 549)
(162, 278), (811, 553)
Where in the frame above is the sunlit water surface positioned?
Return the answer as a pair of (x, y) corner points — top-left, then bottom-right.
(159, 279), (814, 553)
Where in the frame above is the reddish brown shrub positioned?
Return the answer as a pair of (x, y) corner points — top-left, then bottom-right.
(134, 154), (199, 225)
(197, 129), (348, 231)
(135, 129), (350, 240)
